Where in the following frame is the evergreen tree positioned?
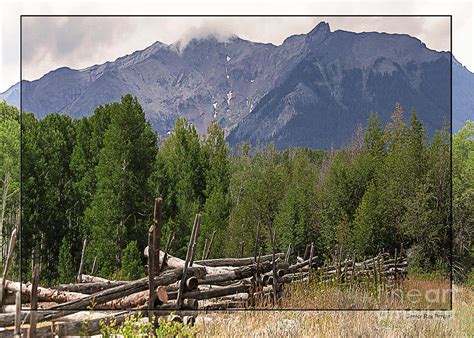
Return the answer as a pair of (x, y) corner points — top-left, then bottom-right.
(85, 95), (157, 277)
(149, 118), (206, 257)
(200, 121), (231, 258)
(0, 102), (20, 263)
(121, 240), (143, 280)
(452, 121), (474, 282)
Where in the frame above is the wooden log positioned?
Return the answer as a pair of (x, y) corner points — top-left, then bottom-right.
(160, 231), (175, 273)
(202, 300), (246, 310)
(201, 238), (208, 261)
(303, 244), (310, 260)
(76, 239), (87, 283)
(394, 248), (398, 284)
(205, 230), (216, 260)
(146, 250), (237, 274)
(55, 280), (127, 294)
(148, 225), (155, 320)
(168, 314), (182, 323)
(91, 256), (97, 276)
(195, 253), (285, 267)
(95, 285), (168, 310)
(269, 228), (278, 304)
(188, 214), (201, 268)
(308, 242), (314, 282)
(177, 214), (201, 308)
(153, 197), (163, 275)
(14, 291), (20, 337)
(177, 283), (249, 301)
(199, 260), (273, 285)
(239, 241), (244, 258)
(1, 228), (17, 306)
(1, 311), (130, 337)
(183, 315), (195, 326)
(4, 280), (85, 304)
(47, 267), (205, 313)
(285, 243), (291, 263)
(28, 264), (40, 338)
(80, 274), (113, 283)
(253, 221), (261, 260)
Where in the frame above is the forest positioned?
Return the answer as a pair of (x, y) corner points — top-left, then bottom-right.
(0, 95), (472, 286)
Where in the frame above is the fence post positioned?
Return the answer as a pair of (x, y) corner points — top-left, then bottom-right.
(147, 225), (155, 323)
(28, 264), (40, 338)
(76, 239), (87, 283)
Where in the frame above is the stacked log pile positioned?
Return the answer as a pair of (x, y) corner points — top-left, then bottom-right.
(0, 198), (408, 336)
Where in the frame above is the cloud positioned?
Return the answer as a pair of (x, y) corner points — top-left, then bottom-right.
(6, 15), (464, 91)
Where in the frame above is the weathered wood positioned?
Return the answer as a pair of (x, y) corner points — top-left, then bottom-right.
(189, 214), (201, 268)
(308, 242), (314, 282)
(160, 231), (175, 272)
(195, 253), (284, 267)
(14, 291), (20, 337)
(254, 221), (260, 261)
(201, 238), (208, 260)
(204, 230), (216, 260)
(80, 274), (112, 283)
(183, 315), (196, 326)
(28, 264), (40, 338)
(177, 214), (201, 307)
(239, 241), (245, 258)
(95, 285), (168, 310)
(55, 280), (127, 294)
(394, 248), (398, 284)
(4, 280), (85, 304)
(48, 267), (205, 312)
(171, 283), (250, 301)
(146, 250), (237, 274)
(303, 244), (310, 260)
(91, 256), (97, 276)
(153, 197), (163, 275)
(199, 260), (273, 285)
(76, 239), (87, 283)
(270, 229), (278, 304)
(148, 225), (155, 320)
(202, 300), (246, 310)
(285, 243), (291, 263)
(1, 228), (17, 306)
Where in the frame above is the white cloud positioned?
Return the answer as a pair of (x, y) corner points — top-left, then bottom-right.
(0, 0), (472, 92)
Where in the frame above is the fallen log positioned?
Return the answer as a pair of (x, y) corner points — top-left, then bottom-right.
(173, 283), (250, 301)
(4, 280), (85, 304)
(55, 280), (128, 294)
(202, 300), (247, 310)
(0, 267), (207, 328)
(144, 250), (237, 275)
(95, 286), (169, 310)
(47, 267), (205, 311)
(198, 260), (274, 285)
(195, 253), (285, 267)
(80, 274), (118, 283)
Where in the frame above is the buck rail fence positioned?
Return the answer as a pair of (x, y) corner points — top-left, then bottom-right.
(0, 198), (407, 336)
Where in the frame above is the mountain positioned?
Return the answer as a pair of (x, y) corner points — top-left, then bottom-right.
(1, 22), (472, 149)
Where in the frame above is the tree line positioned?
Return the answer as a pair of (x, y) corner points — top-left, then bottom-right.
(0, 97), (472, 285)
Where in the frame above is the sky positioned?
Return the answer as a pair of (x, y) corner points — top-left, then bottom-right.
(0, 0), (473, 93)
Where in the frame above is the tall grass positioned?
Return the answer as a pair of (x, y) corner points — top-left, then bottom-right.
(196, 279), (472, 336)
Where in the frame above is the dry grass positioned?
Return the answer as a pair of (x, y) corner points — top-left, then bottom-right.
(195, 280), (473, 336)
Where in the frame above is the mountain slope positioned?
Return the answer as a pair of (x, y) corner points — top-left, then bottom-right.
(1, 22), (472, 149)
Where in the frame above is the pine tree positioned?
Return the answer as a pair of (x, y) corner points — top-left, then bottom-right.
(85, 95), (157, 277)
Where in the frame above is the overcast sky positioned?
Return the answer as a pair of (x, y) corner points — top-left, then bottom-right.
(1, 0), (473, 92)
